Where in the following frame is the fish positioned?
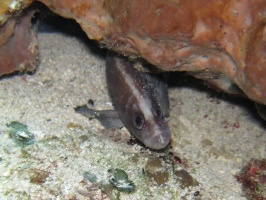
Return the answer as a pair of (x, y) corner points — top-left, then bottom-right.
(75, 52), (171, 150)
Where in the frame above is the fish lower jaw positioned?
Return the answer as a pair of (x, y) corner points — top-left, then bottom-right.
(142, 133), (170, 150)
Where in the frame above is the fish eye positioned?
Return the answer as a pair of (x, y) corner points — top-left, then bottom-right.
(133, 113), (144, 129)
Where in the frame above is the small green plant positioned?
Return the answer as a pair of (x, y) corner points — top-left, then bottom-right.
(6, 121), (35, 147)
(108, 168), (136, 193)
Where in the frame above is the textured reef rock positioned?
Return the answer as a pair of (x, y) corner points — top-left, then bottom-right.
(0, 9), (38, 75)
(236, 159), (266, 200)
(1, 0), (266, 105)
(0, 0), (38, 75)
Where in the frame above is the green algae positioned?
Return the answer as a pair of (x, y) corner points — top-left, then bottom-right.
(108, 168), (136, 193)
(144, 156), (170, 186)
(175, 169), (199, 189)
(6, 121), (35, 147)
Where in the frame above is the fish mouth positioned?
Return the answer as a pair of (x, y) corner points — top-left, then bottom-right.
(143, 129), (171, 150)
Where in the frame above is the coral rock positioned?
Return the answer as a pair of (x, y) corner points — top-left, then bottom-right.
(0, 7), (38, 75)
(1, 0), (266, 105)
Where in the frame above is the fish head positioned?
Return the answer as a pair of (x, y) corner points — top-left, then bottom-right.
(126, 103), (171, 150)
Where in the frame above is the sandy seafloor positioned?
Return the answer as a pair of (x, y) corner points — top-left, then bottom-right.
(0, 17), (265, 200)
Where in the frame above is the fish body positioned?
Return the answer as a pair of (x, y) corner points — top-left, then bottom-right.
(106, 52), (171, 150)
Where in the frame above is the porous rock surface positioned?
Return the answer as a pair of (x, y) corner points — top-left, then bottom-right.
(1, 0), (266, 104)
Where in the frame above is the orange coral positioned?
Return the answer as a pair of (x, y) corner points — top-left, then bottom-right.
(1, 0), (266, 104)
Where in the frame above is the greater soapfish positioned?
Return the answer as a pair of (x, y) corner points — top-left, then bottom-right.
(75, 52), (171, 150)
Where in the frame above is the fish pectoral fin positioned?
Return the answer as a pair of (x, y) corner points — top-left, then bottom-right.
(74, 105), (124, 129)
(96, 112), (125, 129)
(75, 105), (97, 118)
